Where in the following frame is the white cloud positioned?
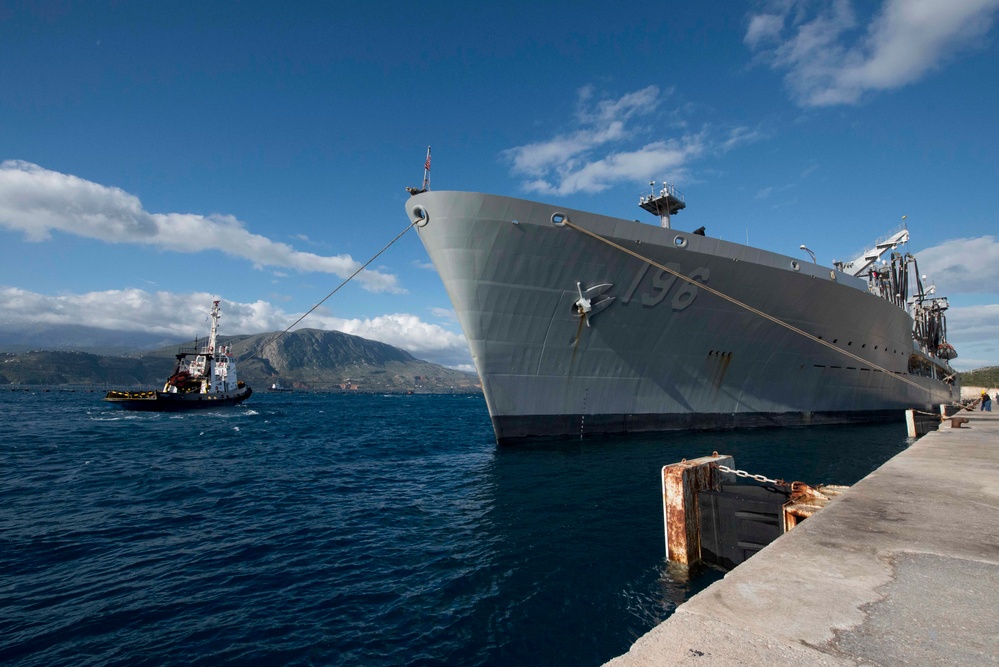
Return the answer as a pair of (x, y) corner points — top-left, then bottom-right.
(912, 235), (999, 370)
(0, 286), (472, 368)
(332, 313), (471, 368)
(0, 286), (234, 337)
(499, 85), (660, 180)
(746, 0), (999, 106)
(754, 182), (797, 200)
(431, 307), (458, 322)
(721, 126), (767, 151)
(0, 161), (402, 293)
(947, 303), (999, 343)
(942, 303), (999, 370)
(530, 137), (706, 196)
(915, 235), (999, 294)
(501, 87), (759, 196)
(575, 84), (662, 126)
(745, 13), (785, 49)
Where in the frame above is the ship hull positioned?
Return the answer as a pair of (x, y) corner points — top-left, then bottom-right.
(104, 387), (253, 411)
(407, 192), (958, 444)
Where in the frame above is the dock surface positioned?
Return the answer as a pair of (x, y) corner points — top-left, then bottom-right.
(606, 411), (999, 666)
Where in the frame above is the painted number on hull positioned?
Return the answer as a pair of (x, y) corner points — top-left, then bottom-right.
(621, 263), (709, 311)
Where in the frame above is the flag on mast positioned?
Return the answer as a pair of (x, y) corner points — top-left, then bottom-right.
(422, 146), (431, 191)
(405, 146), (433, 196)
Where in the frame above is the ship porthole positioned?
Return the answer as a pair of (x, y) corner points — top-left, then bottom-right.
(674, 235), (687, 248)
(551, 212), (568, 227)
(412, 206), (429, 227)
(791, 260), (800, 271)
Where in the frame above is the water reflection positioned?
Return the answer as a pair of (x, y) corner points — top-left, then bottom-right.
(466, 421), (912, 666)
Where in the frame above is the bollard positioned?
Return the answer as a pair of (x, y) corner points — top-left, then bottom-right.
(782, 482), (849, 532)
(662, 453), (734, 565)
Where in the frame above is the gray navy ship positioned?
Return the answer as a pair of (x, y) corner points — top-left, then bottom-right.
(406, 182), (958, 444)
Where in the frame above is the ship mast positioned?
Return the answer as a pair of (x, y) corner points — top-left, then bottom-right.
(406, 146), (432, 196)
(208, 299), (221, 357)
(421, 146), (431, 192)
(207, 299), (228, 391)
(639, 180), (686, 229)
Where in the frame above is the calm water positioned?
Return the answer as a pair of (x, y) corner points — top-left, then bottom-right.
(0, 389), (913, 666)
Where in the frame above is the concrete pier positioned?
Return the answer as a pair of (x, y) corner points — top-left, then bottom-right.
(607, 411), (999, 666)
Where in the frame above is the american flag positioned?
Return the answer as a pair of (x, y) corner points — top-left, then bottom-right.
(424, 149), (431, 171)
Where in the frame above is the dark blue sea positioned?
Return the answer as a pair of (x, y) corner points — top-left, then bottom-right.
(1, 389), (914, 666)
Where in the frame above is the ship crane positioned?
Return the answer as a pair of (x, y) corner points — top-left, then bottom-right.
(834, 229), (909, 277)
(639, 181), (686, 229)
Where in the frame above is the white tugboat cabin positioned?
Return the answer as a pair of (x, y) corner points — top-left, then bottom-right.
(104, 300), (253, 411)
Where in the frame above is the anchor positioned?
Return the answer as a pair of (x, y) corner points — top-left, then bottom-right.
(574, 282), (615, 327)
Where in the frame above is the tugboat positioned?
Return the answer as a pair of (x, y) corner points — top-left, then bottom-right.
(104, 300), (252, 411)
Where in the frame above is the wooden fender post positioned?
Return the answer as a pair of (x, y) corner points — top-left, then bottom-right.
(662, 453), (734, 565)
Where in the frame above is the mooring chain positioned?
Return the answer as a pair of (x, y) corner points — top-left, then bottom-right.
(715, 464), (783, 486)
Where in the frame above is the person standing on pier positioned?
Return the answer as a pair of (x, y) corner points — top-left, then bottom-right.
(982, 391), (993, 412)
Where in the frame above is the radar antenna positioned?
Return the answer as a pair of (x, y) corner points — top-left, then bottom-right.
(639, 180), (685, 229)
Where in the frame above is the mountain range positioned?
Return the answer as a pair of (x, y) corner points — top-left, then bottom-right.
(0, 326), (478, 392)
(0, 324), (189, 356)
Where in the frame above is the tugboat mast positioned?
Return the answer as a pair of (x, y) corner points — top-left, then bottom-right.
(639, 180), (686, 229)
(208, 299), (221, 356)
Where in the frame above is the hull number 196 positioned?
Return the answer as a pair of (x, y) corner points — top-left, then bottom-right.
(620, 263), (709, 311)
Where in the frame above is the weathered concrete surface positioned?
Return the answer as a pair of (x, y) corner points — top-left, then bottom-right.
(606, 411), (999, 666)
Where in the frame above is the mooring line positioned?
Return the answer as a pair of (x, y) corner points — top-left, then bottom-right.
(562, 218), (943, 397)
(266, 218), (420, 348)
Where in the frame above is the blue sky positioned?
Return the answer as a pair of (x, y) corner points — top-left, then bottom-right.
(1, 0), (997, 371)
